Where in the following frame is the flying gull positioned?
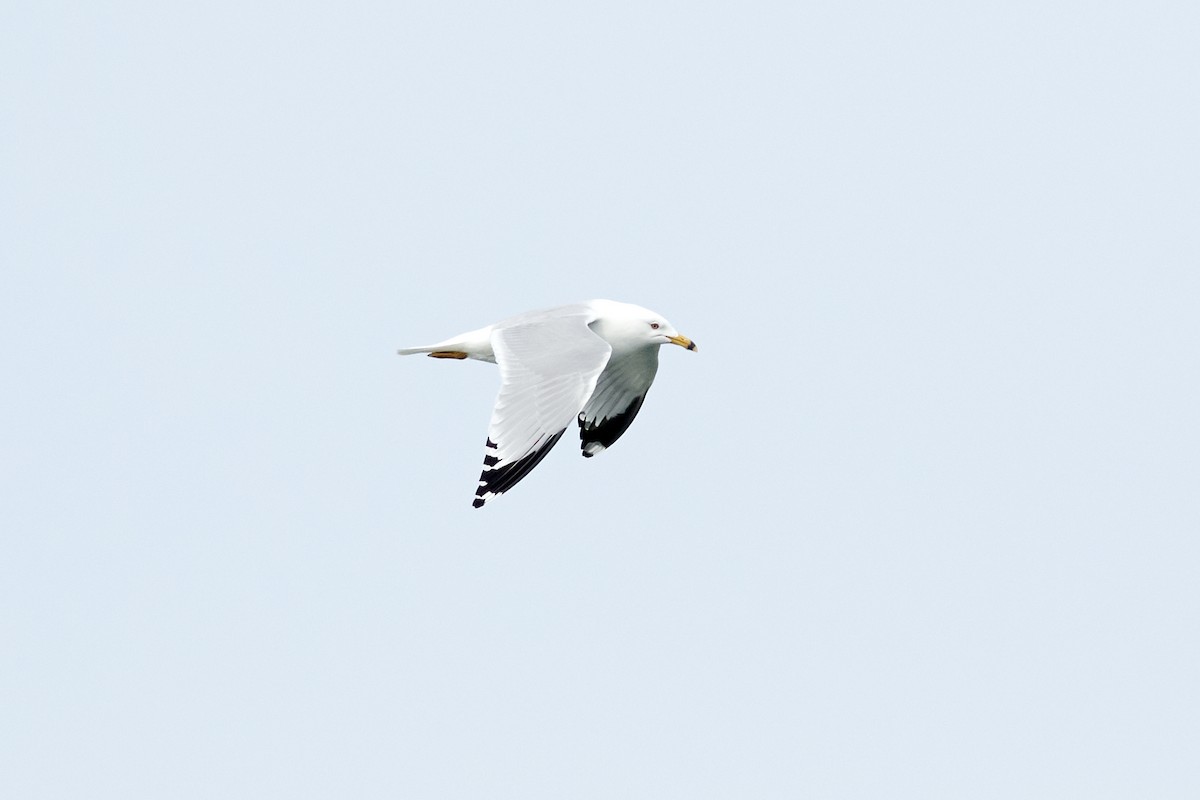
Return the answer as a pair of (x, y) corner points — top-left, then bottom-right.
(398, 299), (698, 507)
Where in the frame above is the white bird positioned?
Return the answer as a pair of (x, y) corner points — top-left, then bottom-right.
(398, 299), (698, 507)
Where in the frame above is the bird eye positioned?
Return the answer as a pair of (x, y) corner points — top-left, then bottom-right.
(650, 323), (660, 330)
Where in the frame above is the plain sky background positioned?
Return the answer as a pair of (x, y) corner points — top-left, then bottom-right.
(2, 1), (1198, 797)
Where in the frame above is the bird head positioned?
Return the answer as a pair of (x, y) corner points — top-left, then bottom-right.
(592, 300), (698, 353)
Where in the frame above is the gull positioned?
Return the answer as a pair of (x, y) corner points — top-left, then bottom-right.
(398, 299), (698, 507)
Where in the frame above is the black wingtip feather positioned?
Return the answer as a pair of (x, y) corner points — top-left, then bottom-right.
(473, 429), (567, 506)
(579, 395), (645, 455)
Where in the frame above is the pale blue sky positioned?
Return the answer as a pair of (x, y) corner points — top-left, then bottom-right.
(2, 1), (1198, 798)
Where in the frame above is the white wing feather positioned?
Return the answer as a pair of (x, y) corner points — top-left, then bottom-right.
(473, 310), (611, 506)
(577, 347), (659, 457)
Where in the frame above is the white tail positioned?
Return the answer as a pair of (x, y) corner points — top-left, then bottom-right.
(396, 324), (495, 362)
(396, 345), (438, 356)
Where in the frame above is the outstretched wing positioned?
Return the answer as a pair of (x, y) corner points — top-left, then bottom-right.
(577, 346), (659, 457)
(473, 311), (611, 507)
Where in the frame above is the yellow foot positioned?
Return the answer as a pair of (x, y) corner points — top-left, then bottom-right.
(428, 351), (469, 359)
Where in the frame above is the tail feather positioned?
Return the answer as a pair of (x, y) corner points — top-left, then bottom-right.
(397, 325), (494, 361)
